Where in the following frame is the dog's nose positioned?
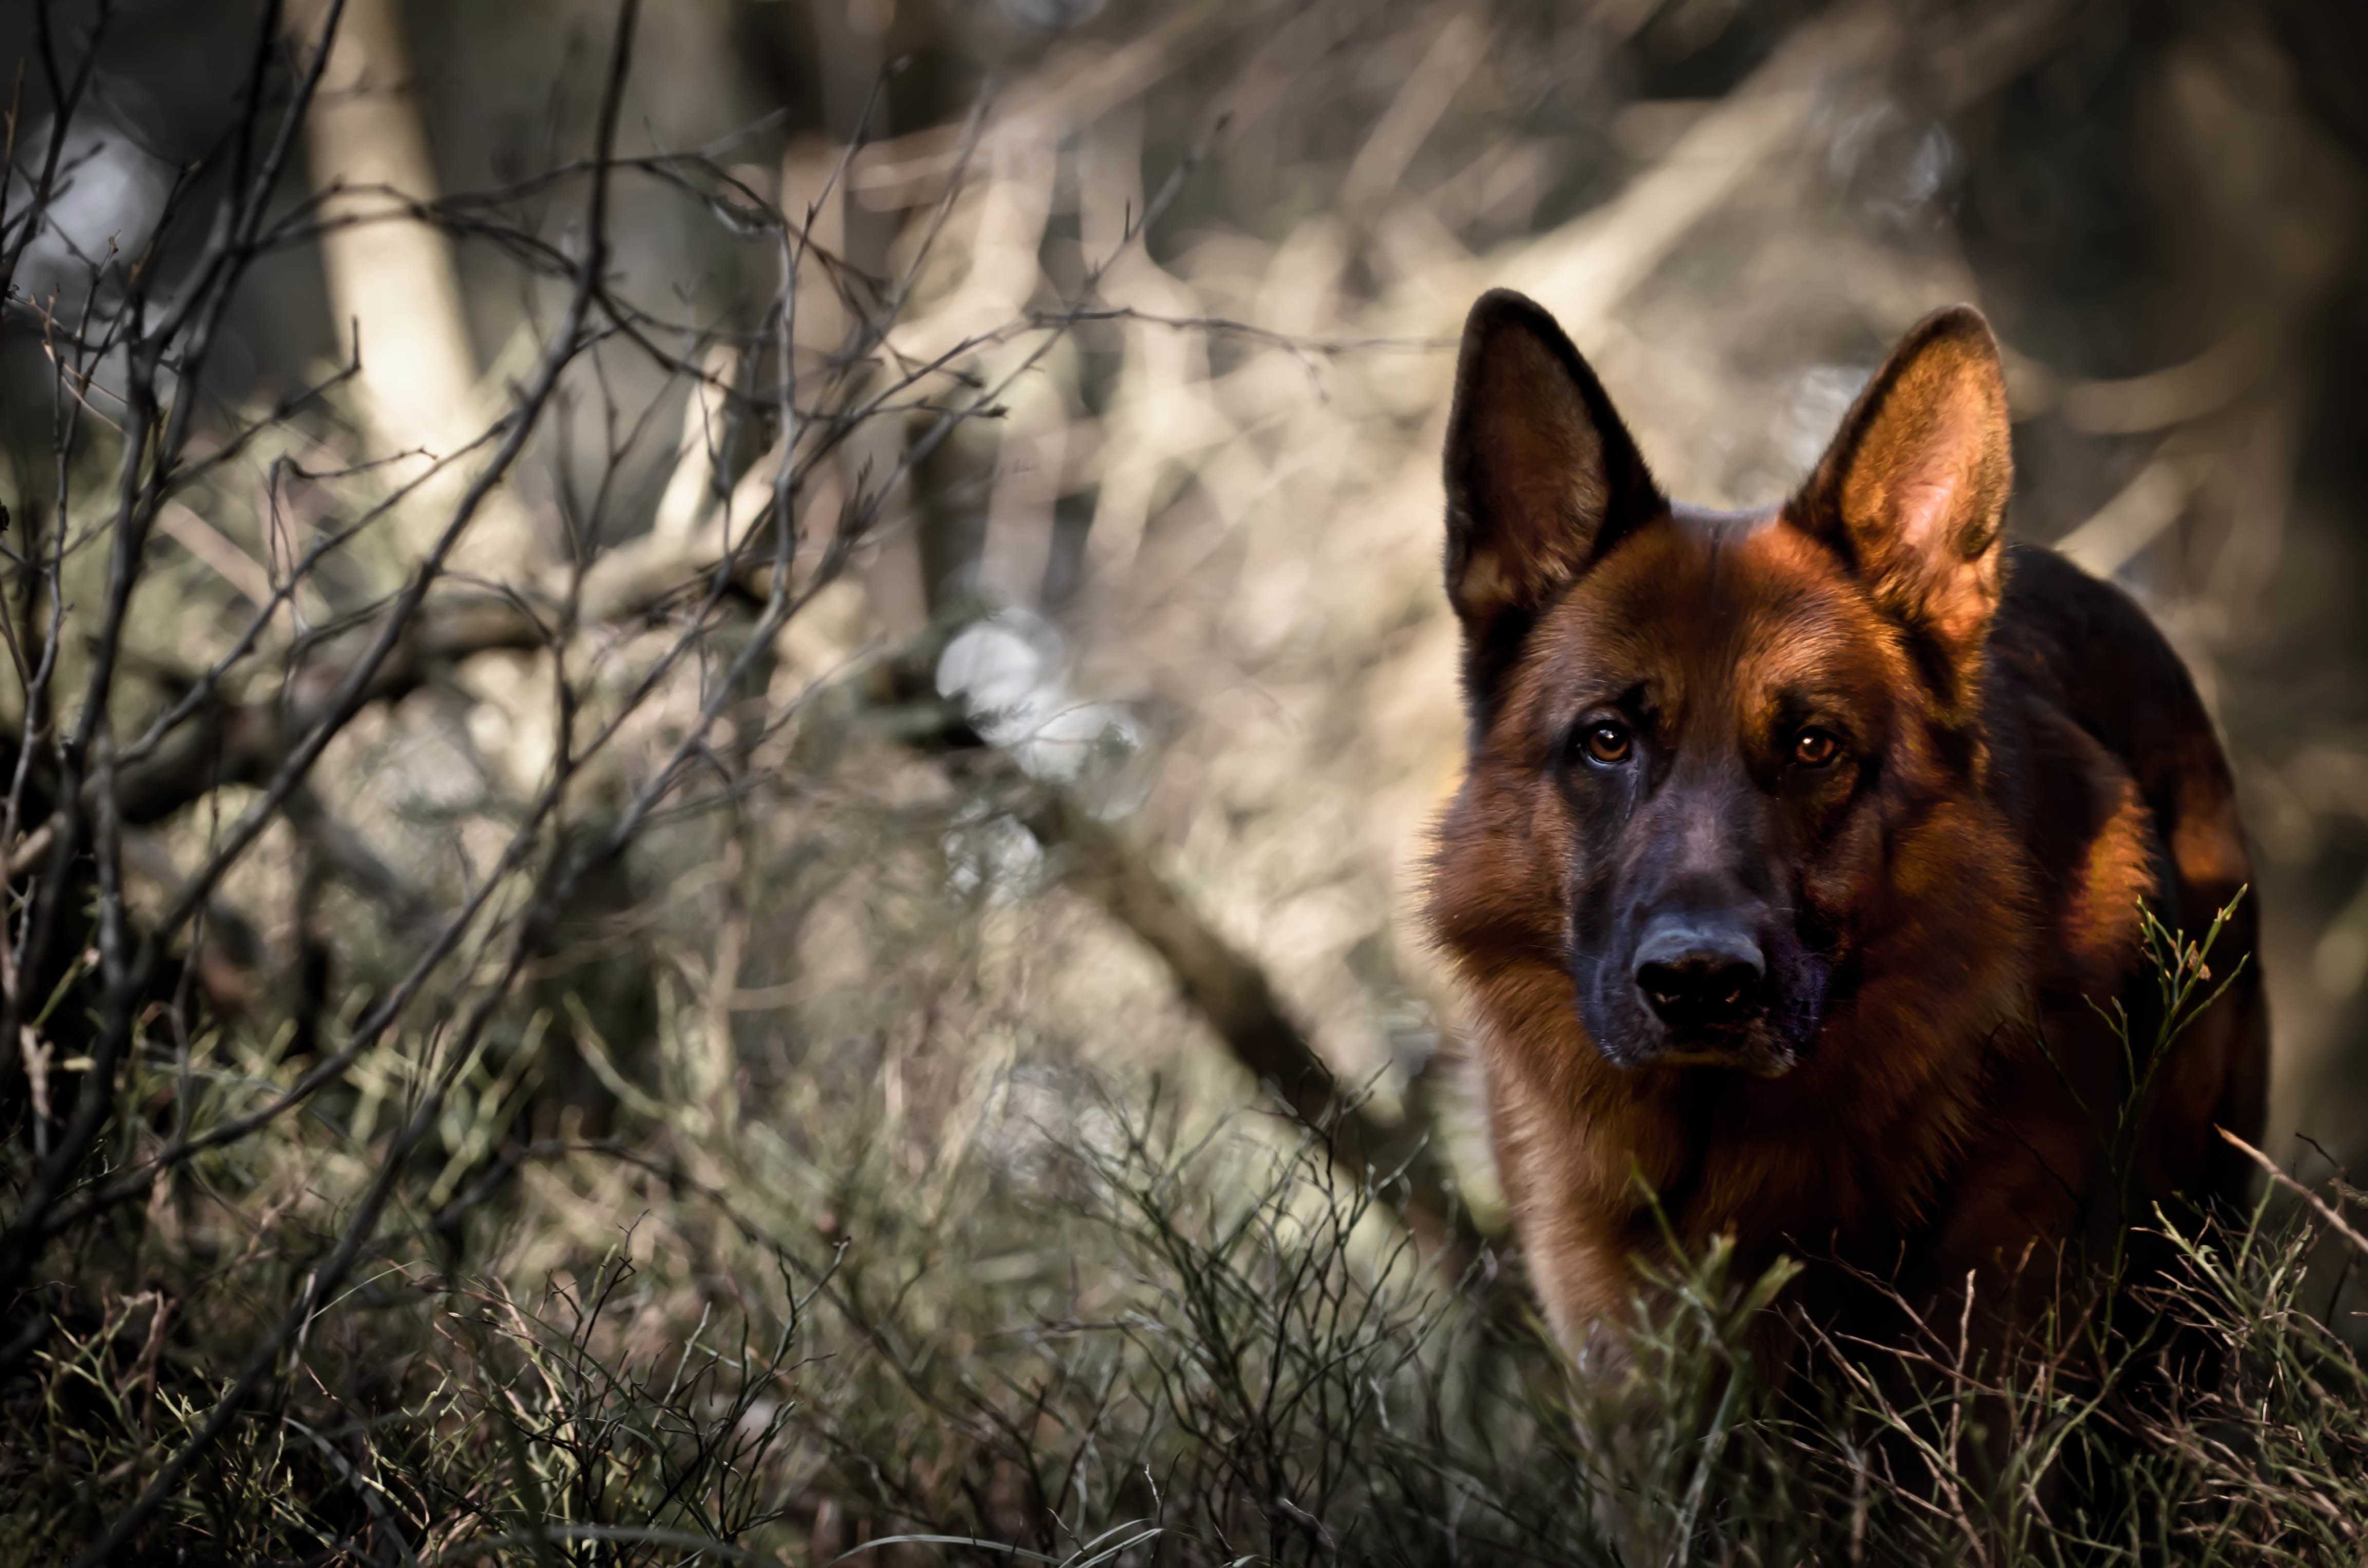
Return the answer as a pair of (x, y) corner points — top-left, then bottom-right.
(1634, 916), (1765, 1031)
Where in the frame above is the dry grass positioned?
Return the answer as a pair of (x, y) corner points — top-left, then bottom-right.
(4, 854), (2365, 1563)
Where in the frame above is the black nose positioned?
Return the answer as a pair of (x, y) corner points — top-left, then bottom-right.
(1634, 916), (1765, 1031)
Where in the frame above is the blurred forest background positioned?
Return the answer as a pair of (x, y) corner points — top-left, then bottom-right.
(4, 0), (2368, 1561)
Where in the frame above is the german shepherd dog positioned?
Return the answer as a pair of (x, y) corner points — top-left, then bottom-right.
(1424, 291), (2267, 1368)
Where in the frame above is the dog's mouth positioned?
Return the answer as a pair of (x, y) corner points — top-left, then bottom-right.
(1648, 969), (1827, 1076)
(1644, 1035), (1802, 1078)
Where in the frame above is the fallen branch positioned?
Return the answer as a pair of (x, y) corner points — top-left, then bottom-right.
(1010, 768), (1494, 1288)
(2, 520), (780, 867)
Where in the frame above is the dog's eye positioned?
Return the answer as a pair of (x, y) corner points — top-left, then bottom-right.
(1792, 728), (1842, 768)
(1577, 719), (1635, 766)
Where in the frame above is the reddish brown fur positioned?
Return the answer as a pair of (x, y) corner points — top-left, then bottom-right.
(1424, 292), (2267, 1362)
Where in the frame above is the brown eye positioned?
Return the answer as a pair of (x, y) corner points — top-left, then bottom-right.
(1792, 728), (1842, 768)
(1578, 719), (1634, 766)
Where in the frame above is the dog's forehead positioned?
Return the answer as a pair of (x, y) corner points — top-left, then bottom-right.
(1524, 510), (1877, 703)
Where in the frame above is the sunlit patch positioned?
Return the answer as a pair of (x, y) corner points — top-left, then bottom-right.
(2171, 801), (2251, 893)
(2061, 778), (2154, 983)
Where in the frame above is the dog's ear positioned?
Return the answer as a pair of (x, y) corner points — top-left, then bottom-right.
(1792, 305), (2013, 720)
(1443, 290), (1661, 697)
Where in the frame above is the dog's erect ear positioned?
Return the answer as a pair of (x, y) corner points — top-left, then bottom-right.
(1443, 290), (1661, 690)
(1792, 305), (2013, 719)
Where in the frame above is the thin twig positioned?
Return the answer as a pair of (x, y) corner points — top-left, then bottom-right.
(2218, 1128), (2368, 1260)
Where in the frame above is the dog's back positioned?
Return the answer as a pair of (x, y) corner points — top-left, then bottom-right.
(1991, 544), (2267, 1219)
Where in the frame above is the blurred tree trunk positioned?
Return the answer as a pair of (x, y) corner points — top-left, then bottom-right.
(286, 0), (531, 568)
(291, 0), (615, 1132)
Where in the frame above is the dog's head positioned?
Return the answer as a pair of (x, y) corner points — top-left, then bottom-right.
(1431, 291), (2013, 1077)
